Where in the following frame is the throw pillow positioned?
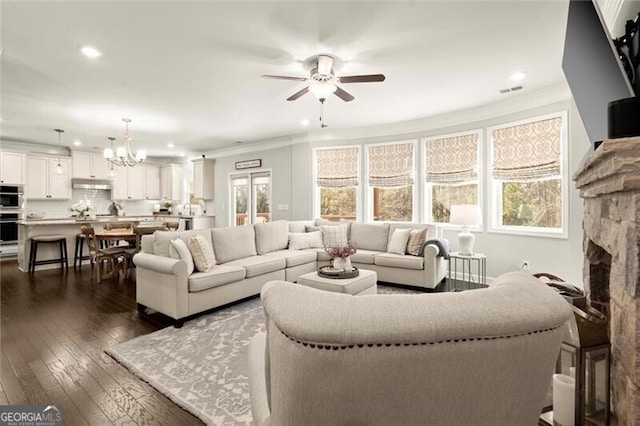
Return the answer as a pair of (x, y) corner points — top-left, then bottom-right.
(321, 225), (349, 248)
(288, 231), (324, 250)
(305, 225), (320, 233)
(388, 228), (412, 255)
(406, 228), (429, 256)
(169, 238), (195, 275)
(188, 234), (216, 272)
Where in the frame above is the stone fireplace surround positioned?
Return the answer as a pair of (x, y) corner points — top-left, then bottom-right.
(573, 136), (640, 425)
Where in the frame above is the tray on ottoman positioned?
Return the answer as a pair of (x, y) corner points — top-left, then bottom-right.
(318, 266), (360, 279)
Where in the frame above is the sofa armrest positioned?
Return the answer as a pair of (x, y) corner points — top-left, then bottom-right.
(423, 238), (448, 288)
(134, 252), (184, 274)
(134, 253), (189, 320)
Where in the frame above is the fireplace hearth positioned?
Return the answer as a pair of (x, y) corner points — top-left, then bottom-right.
(574, 136), (640, 425)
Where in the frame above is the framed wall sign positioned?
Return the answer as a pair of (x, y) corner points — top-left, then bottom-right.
(235, 159), (262, 170)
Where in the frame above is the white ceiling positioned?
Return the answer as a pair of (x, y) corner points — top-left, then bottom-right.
(1, 1), (569, 157)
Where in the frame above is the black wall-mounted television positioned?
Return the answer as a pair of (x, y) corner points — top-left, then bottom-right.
(562, 0), (637, 147)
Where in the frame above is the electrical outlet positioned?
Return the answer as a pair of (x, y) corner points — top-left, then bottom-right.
(521, 261), (530, 271)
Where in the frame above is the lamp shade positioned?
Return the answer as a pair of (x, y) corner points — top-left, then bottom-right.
(450, 204), (482, 226)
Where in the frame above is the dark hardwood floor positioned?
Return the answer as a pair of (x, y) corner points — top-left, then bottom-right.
(0, 260), (203, 425)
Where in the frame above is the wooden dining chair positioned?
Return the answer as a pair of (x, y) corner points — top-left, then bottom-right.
(102, 221), (135, 248)
(133, 224), (168, 252)
(80, 225), (129, 283)
(165, 221), (179, 231)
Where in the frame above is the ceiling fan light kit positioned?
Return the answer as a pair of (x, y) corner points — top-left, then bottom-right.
(262, 53), (385, 103)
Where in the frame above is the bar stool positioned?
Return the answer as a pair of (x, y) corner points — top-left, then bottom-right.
(74, 232), (91, 268)
(29, 235), (69, 273)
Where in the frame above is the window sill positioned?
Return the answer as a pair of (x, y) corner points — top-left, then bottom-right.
(488, 226), (568, 239)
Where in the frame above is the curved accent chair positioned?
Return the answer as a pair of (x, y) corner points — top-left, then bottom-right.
(248, 271), (572, 426)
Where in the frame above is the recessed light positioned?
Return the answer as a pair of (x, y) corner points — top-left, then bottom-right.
(301, 118), (310, 126)
(73, 140), (82, 146)
(167, 142), (175, 148)
(179, 152), (185, 157)
(510, 71), (526, 82)
(81, 46), (102, 58)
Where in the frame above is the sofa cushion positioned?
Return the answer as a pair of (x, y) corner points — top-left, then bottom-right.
(211, 225), (257, 263)
(262, 250), (317, 268)
(321, 225), (349, 248)
(288, 220), (315, 233)
(188, 265), (246, 292)
(255, 221), (289, 255)
(169, 238), (195, 275)
(350, 223), (390, 251)
(225, 256), (286, 278)
(315, 219), (352, 239)
(350, 249), (382, 265)
(388, 223), (436, 247)
(374, 252), (424, 270)
(406, 228), (429, 256)
(388, 228), (411, 255)
(288, 231), (324, 250)
(152, 229), (212, 257)
(188, 234), (216, 272)
(308, 247), (331, 261)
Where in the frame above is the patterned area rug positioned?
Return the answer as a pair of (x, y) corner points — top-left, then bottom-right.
(106, 285), (420, 425)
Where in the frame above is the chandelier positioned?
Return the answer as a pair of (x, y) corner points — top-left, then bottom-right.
(103, 118), (146, 167)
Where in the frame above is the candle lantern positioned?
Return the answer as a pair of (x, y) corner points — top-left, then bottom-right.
(542, 293), (610, 426)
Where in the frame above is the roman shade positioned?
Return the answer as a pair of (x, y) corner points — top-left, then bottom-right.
(492, 117), (562, 181)
(316, 148), (358, 188)
(425, 133), (479, 183)
(368, 141), (414, 187)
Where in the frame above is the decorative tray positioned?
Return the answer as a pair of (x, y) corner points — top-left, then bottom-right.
(318, 266), (360, 279)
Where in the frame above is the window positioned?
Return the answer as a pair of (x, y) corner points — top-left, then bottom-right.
(367, 141), (415, 222)
(489, 113), (566, 235)
(425, 132), (480, 224)
(314, 147), (359, 221)
(230, 171), (271, 225)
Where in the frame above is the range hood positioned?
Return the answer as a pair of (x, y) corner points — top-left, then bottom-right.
(72, 179), (112, 191)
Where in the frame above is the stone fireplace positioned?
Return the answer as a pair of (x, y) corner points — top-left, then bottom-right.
(573, 136), (640, 425)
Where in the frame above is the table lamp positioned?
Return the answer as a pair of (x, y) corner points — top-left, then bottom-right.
(449, 204), (482, 255)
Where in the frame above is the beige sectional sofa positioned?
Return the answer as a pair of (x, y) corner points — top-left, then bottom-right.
(134, 219), (447, 326)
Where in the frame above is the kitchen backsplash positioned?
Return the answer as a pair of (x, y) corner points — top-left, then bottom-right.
(26, 190), (214, 219)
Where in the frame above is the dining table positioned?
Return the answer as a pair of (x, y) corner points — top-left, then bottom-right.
(94, 228), (137, 249)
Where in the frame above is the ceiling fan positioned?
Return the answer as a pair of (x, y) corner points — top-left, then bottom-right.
(262, 54), (385, 102)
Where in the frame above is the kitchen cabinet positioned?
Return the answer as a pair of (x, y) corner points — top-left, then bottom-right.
(26, 155), (72, 199)
(111, 166), (146, 200)
(192, 158), (215, 200)
(160, 164), (183, 201)
(144, 165), (161, 200)
(0, 152), (26, 185)
(72, 150), (111, 179)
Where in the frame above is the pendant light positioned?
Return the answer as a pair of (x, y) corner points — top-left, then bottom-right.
(54, 129), (64, 175)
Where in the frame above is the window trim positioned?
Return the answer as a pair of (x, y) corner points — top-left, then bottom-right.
(364, 139), (417, 223)
(422, 129), (483, 230)
(312, 145), (362, 222)
(487, 111), (569, 239)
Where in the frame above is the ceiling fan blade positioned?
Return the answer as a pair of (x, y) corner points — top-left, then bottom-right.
(287, 86), (309, 101)
(339, 74), (386, 83)
(317, 55), (334, 75)
(334, 86), (355, 102)
(262, 74), (308, 82)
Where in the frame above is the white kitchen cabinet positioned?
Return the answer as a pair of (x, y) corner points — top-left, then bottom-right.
(160, 164), (183, 201)
(111, 166), (145, 200)
(72, 151), (110, 179)
(144, 165), (161, 200)
(192, 158), (215, 200)
(25, 155), (72, 199)
(0, 152), (26, 185)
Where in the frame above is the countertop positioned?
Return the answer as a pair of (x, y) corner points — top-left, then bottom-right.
(18, 214), (215, 226)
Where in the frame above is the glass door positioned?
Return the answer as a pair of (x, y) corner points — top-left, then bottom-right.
(230, 171), (271, 226)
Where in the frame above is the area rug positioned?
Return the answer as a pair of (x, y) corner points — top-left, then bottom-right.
(106, 285), (419, 425)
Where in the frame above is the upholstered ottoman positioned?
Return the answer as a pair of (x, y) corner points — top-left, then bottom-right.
(297, 269), (377, 295)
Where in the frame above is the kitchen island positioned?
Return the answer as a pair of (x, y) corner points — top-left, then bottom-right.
(16, 214), (215, 272)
